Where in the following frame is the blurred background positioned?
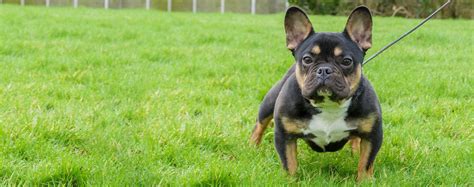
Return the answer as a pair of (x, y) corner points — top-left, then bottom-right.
(290, 0), (472, 19)
(1, 0), (472, 19)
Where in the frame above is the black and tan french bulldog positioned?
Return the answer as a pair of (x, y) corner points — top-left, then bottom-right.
(250, 6), (383, 181)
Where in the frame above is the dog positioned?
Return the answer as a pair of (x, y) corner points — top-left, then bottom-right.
(250, 6), (383, 181)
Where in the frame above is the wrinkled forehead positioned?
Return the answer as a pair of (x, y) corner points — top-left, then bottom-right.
(296, 33), (352, 56)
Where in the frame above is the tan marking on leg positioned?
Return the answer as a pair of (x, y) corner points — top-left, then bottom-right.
(345, 63), (361, 95)
(311, 45), (321, 54)
(358, 114), (376, 133)
(334, 47), (343, 56)
(367, 164), (374, 176)
(250, 116), (272, 145)
(357, 139), (374, 182)
(281, 117), (307, 134)
(350, 136), (361, 155)
(348, 114), (376, 134)
(286, 141), (298, 176)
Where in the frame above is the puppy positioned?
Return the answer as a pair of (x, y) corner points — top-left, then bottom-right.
(250, 6), (383, 181)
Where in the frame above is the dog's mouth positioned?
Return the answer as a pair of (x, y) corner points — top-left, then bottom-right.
(302, 77), (350, 103)
(317, 88), (332, 97)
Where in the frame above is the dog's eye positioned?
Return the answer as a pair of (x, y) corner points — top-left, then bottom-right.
(342, 58), (352, 66)
(302, 56), (313, 65)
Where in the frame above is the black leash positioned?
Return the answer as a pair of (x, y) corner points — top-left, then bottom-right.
(363, 0), (451, 66)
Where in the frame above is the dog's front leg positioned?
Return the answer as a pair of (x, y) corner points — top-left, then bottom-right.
(275, 127), (298, 176)
(357, 128), (383, 182)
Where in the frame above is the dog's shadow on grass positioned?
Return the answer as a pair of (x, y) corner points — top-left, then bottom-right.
(260, 130), (359, 182)
(293, 145), (359, 182)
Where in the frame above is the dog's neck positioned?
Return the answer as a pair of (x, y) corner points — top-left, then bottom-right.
(310, 97), (352, 119)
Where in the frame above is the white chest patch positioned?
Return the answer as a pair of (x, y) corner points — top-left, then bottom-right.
(304, 98), (356, 150)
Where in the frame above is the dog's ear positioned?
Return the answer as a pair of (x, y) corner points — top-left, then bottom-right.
(344, 6), (372, 51)
(285, 7), (314, 51)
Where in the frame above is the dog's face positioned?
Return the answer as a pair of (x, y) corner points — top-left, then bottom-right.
(284, 7), (372, 105)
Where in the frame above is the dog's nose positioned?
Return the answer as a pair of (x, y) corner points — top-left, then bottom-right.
(317, 67), (333, 78)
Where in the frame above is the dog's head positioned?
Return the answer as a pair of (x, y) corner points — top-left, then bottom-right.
(285, 6), (372, 106)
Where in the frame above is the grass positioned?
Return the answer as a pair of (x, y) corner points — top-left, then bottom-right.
(0, 5), (472, 186)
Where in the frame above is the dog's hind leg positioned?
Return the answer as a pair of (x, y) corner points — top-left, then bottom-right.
(250, 82), (281, 145)
(250, 64), (295, 145)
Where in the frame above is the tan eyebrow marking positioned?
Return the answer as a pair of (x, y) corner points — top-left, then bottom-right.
(311, 45), (321, 54)
(334, 47), (343, 56)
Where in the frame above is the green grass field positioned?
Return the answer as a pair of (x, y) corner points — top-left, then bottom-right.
(0, 5), (472, 185)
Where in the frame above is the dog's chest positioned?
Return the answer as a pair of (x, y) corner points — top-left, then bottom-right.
(303, 100), (356, 148)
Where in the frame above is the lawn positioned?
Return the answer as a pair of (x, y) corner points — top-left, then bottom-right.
(0, 5), (472, 186)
